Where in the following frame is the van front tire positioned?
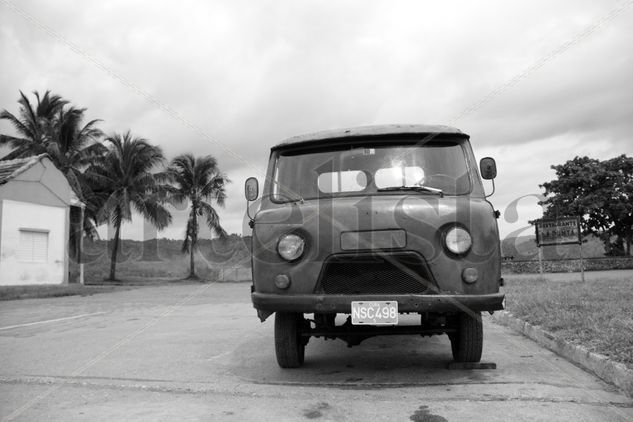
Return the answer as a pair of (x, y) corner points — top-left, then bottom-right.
(274, 312), (306, 368)
(450, 312), (483, 362)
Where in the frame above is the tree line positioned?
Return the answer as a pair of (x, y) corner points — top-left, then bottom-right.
(539, 155), (633, 256)
(0, 90), (229, 280)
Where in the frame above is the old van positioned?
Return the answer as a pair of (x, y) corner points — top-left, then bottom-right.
(245, 125), (504, 368)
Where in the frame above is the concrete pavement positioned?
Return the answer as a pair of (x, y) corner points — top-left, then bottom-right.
(1, 283), (632, 421)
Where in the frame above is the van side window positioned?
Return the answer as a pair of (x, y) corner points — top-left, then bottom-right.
(375, 166), (425, 189)
(318, 170), (367, 193)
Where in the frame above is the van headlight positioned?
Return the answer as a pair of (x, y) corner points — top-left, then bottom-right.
(277, 234), (305, 261)
(445, 227), (472, 255)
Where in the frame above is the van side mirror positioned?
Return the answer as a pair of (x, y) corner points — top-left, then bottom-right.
(245, 177), (259, 201)
(480, 157), (497, 180)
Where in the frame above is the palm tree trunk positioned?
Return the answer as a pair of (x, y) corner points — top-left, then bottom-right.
(189, 240), (195, 278)
(109, 220), (121, 281)
(189, 212), (197, 279)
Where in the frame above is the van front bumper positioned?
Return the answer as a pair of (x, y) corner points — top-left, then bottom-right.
(251, 292), (505, 321)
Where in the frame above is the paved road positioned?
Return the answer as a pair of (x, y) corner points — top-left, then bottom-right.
(1, 283), (632, 421)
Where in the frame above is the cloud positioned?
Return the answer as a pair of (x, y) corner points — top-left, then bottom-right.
(1, 0), (632, 238)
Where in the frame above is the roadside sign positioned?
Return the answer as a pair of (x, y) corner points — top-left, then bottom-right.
(535, 217), (581, 246)
(534, 216), (584, 281)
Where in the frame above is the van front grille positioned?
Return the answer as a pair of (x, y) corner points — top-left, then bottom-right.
(315, 252), (434, 294)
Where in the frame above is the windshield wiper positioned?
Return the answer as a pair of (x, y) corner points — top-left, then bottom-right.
(377, 185), (444, 197)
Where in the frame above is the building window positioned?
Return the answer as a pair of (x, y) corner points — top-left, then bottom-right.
(18, 229), (49, 263)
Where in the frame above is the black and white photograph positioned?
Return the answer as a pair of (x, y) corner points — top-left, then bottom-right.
(1, 1), (632, 420)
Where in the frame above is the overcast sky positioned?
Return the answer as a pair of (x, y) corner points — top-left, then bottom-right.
(1, 0), (632, 242)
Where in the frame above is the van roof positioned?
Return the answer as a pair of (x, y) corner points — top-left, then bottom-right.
(272, 124), (468, 150)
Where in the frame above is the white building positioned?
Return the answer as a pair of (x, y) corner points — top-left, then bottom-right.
(0, 155), (82, 286)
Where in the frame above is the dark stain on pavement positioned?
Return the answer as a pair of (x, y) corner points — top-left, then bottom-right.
(467, 371), (490, 382)
(303, 402), (330, 419)
(320, 370), (342, 375)
(409, 405), (447, 422)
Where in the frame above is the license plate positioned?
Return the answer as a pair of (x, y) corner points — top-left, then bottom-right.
(351, 301), (398, 325)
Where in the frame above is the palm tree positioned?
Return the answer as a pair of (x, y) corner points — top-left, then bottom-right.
(48, 106), (105, 195)
(52, 106), (108, 262)
(164, 154), (228, 279)
(0, 90), (68, 159)
(85, 132), (172, 281)
(1, 91), (106, 238)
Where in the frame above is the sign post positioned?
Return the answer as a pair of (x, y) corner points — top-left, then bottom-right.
(579, 241), (585, 282)
(535, 217), (583, 281)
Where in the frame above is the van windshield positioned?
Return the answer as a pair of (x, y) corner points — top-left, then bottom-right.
(271, 140), (471, 202)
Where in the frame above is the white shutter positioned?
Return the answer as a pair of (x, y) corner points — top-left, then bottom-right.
(18, 230), (49, 263)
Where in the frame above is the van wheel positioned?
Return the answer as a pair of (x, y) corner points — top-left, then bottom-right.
(275, 312), (307, 368)
(450, 312), (483, 362)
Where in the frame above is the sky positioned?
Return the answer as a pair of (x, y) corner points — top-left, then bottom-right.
(1, 0), (632, 243)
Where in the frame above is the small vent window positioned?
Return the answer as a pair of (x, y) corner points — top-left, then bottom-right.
(18, 229), (49, 263)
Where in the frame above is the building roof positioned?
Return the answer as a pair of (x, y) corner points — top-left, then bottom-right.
(272, 124), (468, 150)
(0, 154), (85, 207)
(0, 154), (48, 185)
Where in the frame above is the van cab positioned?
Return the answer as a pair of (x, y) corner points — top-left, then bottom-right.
(245, 124), (504, 368)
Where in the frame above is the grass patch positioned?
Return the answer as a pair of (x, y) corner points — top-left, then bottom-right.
(83, 251), (222, 283)
(0, 284), (124, 301)
(82, 237), (250, 283)
(503, 274), (633, 369)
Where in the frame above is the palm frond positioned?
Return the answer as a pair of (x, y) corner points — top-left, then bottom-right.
(0, 109), (33, 141)
(199, 201), (227, 238)
(1, 144), (36, 160)
(64, 168), (84, 199)
(94, 134), (174, 233)
(19, 91), (38, 136)
(133, 198), (172, 230)
(0, 134), (29, 150)
(200, 173), (229, 206)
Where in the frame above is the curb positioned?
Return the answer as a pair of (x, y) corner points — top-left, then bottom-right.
(491, 311), (633, 398)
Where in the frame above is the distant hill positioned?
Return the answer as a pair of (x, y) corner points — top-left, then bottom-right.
(502, 234), (605, 261)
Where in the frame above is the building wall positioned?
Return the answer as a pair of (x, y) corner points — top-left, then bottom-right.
(0, 200), (67, 285)
(0, 158), (71, 285)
